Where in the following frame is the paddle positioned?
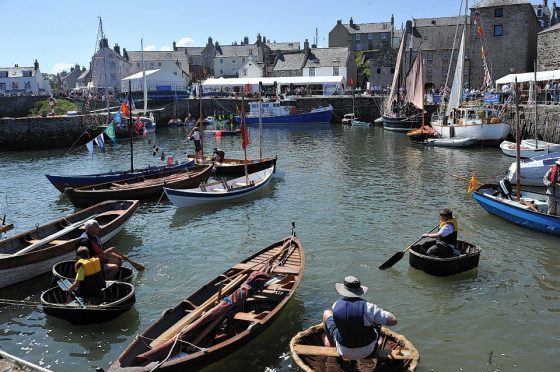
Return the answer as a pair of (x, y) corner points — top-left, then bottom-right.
(112, 248), (145, 271)
(378, 224), (439, 270)
(11, 215), (94, 257)
(57, 279), (86, 308)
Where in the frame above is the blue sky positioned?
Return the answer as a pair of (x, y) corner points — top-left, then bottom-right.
(0, 0), (540, 74)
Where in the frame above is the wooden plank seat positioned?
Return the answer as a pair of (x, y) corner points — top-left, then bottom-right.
(271, 265), (300, 275)
(233, 311), (269, 322)
(291, 344), (419, 360)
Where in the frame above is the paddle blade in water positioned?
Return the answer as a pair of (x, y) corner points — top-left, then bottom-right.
(378, 251), (404, 270)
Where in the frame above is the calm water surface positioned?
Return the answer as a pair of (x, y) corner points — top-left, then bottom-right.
(0, 125), (558, 371)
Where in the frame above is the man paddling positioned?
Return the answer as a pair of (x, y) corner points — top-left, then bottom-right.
(66, 246), (105, 304)
(418, 208), (460, 258)
(79, 219), (122, 280)
(322, 276), (398, 360)
(543, 159), (560, 216)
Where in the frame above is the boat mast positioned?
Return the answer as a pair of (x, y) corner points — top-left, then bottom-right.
(241, 97), (249, 185)
(128, 79), (134, 172)
(534, 60), (538, 149)
(198, 81), (204, 158)
(259, 81), (263, 159)
(141, 39), (147, 116)
(515, 77), (521, 201)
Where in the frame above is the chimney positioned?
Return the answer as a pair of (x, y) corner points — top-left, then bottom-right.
(350, 17), (354, 28)
(263, 36), (267, 43)
(244, 36), (249, 45)
(391, 14), (394, 26)
(113, 43), (120, 55)
(34, 59), (39, 71)
(257, 33), (262, 46)
(337, 20), (342, 25)
(304, 39), (310, 54)
(173, 41), (176, 51)
(544, 0), (548, 8)
(215, 41), (219, 48)
(100, 38), (109, 49)
(123, 48), (129, 60)
(208, 36), (213, 45)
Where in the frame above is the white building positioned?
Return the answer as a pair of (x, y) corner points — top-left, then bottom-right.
(238, 55), (264, 78)
(90, 39), (131, 93)
(121, 69), (187, 92)
(127, 50), (190, 85)
(214, 44), (261, 78)
(0, 60), (48, 94)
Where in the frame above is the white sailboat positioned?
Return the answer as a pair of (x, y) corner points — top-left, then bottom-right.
(431, 1), (510, 146)
(134, 39), (156, 134)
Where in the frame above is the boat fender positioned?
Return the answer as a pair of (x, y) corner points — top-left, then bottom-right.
(490, 117), (499, 124)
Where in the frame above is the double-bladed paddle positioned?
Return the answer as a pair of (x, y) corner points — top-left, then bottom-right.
(378, 224), (439, 270)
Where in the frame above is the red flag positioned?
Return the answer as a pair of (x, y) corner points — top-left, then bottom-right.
(120, 101), (130, 117)
(477, 25), (484, 36)
(348, 78), (354, 88)
(240, 104), (250, 150)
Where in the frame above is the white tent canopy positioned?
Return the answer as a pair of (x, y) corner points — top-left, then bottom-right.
(496, 70), (560, 85)
(121, 69), (187, 92)
(202, 75), (345, 87)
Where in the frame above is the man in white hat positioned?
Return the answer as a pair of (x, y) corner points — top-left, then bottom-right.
(543, 159), (560, 215)
(322, 276), (397, 360)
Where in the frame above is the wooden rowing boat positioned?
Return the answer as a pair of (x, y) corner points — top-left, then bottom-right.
(51, 260), (134, 284)
(65, 164), (212, 207)
(290, 323), (419, 372)
(187, 155), (277, 177)
(409, 241), (481, 276)
(110, 226), (304, 371)
(41, 281), (135, 324)
(0, 200), (138, 289)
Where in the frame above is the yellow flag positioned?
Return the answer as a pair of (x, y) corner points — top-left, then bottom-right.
(468, 175), (478, 193)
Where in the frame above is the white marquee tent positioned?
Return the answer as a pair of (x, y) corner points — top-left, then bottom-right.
(121, 69), (187, 92)
(496, 70), (560, 85)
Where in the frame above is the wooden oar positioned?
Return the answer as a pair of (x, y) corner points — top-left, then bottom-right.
(112, 249), (145, 271)
(378, 225), (439, 270)
(57, 279), (86, 308)
(11, 215), (95, 257)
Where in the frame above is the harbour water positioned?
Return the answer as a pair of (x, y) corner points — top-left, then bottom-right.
(0, 125), (558, 371)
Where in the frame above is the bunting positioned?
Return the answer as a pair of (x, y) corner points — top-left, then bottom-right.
(103, 122), (117, 144)
(120, 100), (130, 118)
(95, 133), (105, 152)
(113, 111), (123, 128)
(474, 10), (493, 89)
(86, 140), (94, 158)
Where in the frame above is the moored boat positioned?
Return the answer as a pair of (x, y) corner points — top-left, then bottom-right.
(235, 101), (333, 125)
(0, 200), (139, 289)
(164, 166), (274, 208)
(0, 349), (53, 372)
(41, 281), (135, 324)
(506, 152), (560, 186)
(65, 164), (212, 207)
(52, 260), (134, 284)
(351, 119), (371, 128)
(407, 126), (438, 142)
(424, 137), (477, 148)
(46, 160), (195, 192)
(110, 226), (304, 371)
(500, 139), (560, 158)
(187, 155), (277, 177)
(409, 241), (481, 276)
(290, 323), (419, 372)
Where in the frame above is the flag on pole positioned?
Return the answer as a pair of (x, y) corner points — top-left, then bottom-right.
(86, 140), (94, 158)
(95, 133), (105, 152)
(113, 111), (123, 128)
(348, 78), (354, 88)
(103, 122), (117, 144)
(468, 175), (479, 193)
(120, 100), (130, 117)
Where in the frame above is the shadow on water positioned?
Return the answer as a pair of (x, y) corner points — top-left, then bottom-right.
(201, 297), (305, 372)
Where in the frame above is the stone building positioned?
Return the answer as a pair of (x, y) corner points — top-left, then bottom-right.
(60, 64), (85, 91)
(469, 0), (540, 87)
(0, 60), (46, 94)
(127, 50), (190, 85)
(89, 38), (131, 93)
(537, 23), (560, 70)
(534, 0), (553, 27)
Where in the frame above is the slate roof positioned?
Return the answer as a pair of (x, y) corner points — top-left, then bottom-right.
(266, 42), (300, 51)
(413, 16), (470, 27)
(343, 22), (392, 34)
(539, 22), (560, 33)
(273, 53), (306, 71)
(0, 66), (37, 77)
(215, 44), (259, 57)
(127, 50), (187, 61)
(303, 47), (349, 68)
(78, 69), (89, 80)
(472, 0), (529, 8)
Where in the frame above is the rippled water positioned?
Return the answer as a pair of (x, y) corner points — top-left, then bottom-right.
(0, 125), (558, 371)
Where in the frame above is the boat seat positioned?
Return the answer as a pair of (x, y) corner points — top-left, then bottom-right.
(49, 239), (68, 245)
(212, 188), (228, 192)
(233, 311), (269, 322)
(271, 265), (300, 275)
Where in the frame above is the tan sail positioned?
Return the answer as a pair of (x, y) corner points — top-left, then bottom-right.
(405, 50), (424, 111)
(385, 33), (406, 113)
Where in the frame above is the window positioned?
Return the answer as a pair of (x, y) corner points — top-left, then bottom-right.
(158, 62), (162, 67)
(537, 9), (542, 17)
(355, 43), (362, 51)
(426, 51), (433, 62)
(24, 81), (31, 90)
(0, 82), (6, 90)
(232, 60), (235, 64)
(391, 67), (395, 74)
(110, 73), (116, 82)
(427, 66), (433, 77)
(333, 66), (339, 76)
(309, 67), (315, 76)
(232, 68), (236, 73)
(220, 69), (223, 75)
(495, 8), (503, 17)
(150, 62), (154, 67)
(136, 62), (140, 68)
(442, 51), (450, 61)
(355, 34), (361, 41)
(22, 70), (32, 77)
(0, 71), (7, 78)
(12, 81), (18, 90)
(442, 66), (447, 76)
(376, 68), (381, 74)
(110, 62), (116, 70)
(242, 57), (245, 63)
(494, 24), (503, 36)
(173, 71), (177, 75)
(220, 59), (223, 64)
(368, 33), (373, 40)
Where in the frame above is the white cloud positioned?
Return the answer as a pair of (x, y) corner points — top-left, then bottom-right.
(160, 46), (173, 51)
(176, 37), (194, 47)
(51, 63), (74, 74)
(144, 44), (157, 51)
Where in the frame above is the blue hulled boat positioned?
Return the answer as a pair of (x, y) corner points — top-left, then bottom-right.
(235, 101), (333, 125)
(472, 181), (560, 237)
(46, 160), (194, 192)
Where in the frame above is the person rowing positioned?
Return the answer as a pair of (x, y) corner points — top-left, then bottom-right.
(418, 208), (461, 258)
(79, 219), (122, 280)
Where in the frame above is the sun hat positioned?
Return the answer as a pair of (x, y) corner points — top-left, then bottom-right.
(335, 276), (368, 298)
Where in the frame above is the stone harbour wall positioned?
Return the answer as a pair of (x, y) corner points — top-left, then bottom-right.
(507, 104), (560, 143)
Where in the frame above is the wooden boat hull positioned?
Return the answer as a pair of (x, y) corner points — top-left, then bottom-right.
(164, 166), (274, 207)
(236, 106), (333, 125)
(473, 185), (560, 236)
(66, 165), (212, 207)
(409, 241), (481, 276)
(110, 232), (304, 371)
(0, 200), (138, 289)
(51, 260), (134, 285)
(290, 323), (419, 372)
(41, 281), (135, 324)
(46, 160), (195, 192)
(188, 155), (277, 177)
(382, 115), (422, 132)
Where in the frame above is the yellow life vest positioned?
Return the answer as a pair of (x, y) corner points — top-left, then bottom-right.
(75, 257), (102, 277)
(440, 217), (458, 232)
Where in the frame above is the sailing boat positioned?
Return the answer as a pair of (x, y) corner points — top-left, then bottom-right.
(133, 39), (157, 134)
(164, 98), (275, 208)
(473, 79), (560, 236)
(382, 31), (423, 132)
(500, 64), (560, 157)
(431, 1), (510, 146)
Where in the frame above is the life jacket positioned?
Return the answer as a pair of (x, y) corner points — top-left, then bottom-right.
(81, 232), (104, 256)
(74, 257), (105, 297)
(332, 298), (378, 349)
(549, 164), (559, 183)
(439, 217), (458, 247)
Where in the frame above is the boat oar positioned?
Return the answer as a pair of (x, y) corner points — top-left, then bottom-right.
(378, 225), (439, 270)
(112, 249), (145, 271)
(57, 279), (86, 308)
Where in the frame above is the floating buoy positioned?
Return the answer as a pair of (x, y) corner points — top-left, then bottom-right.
(215, 130), (222, 137)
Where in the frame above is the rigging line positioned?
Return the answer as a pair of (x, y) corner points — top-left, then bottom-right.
(442, 0), (464, 113)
